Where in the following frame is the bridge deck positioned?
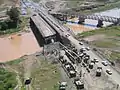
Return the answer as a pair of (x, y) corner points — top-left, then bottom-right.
(50, 12), (120, 24)
(31, 14), (56, 38)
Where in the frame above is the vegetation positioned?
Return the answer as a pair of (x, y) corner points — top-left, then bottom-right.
(110, 51), (120, 60)
(0, 16), (28, 35)
(0, 68), (17, 90)
(85, 0), (120, 14)
(78, 26), (120, 48)
(7, 7), (20, 25)
(0, 7), (28, 35)
(78, 26), (120, 62)
(91, 40), (118, 48)
(6, 58), (24, 65)
(32, 60), (60, 90)
(78, 26), (120, 38)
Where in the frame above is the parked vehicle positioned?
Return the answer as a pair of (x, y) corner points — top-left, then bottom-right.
(106, 69), (112, 75)
(74, 78), (84, 89)
(25, 78), (32, 85)
(94, 58), (99, 63)
(86, 67), (90, 73)
(96, 67), (102, 77)
(79, 42), (83, 45)
(86, 47), (90, 51)
(64, 63), (76, 78)
(97, 67), (102, 70)
(102, 61), (108, 66)
(89, 63), (94, 69)
(59, 82), (67, 90)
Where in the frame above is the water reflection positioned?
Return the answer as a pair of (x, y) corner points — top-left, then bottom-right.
(0, 31), (42, 62)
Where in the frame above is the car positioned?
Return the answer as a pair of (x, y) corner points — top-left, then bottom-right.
(79, 42), (83, 45)
(91, 59), (96, 64)
(97, 67), (102, 70)
(94, 58), (99, 63)
(106, 69), (112, 75)
(86, 47), (90, 51)
(81, 47), (86, 51)
(24, 78), (32, 85)
(33, 14), (37, 16)
(96, 69), (102, 77)
(102, 61), (108, 66)
(65, 34), (70, 37)
(82, 63), (87, 67)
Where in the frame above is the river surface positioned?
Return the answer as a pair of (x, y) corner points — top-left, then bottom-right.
(0, 29), (42, 62)
(66, 8), (120, 35)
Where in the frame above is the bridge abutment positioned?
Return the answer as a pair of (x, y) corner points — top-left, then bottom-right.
(78, 17), (85, 24)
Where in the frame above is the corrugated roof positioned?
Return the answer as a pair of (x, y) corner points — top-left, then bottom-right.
(31, 14), (56, 37)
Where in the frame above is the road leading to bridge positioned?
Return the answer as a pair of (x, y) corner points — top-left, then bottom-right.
(68, 36), (120, 85)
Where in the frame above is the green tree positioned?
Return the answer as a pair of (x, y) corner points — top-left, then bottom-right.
(0, 22), (8, 30)
(7, 7), (20, 26)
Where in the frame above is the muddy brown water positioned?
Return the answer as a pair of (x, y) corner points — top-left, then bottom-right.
(0, 31), (42, 62)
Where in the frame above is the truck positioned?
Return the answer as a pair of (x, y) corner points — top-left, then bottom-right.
(59, 82), (67, 90)
(64, 63), (76, 78)
(74, 78), (84, 89)
(96, 67), (102, 77)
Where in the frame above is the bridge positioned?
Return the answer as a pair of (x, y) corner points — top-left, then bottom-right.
(49, 12), (120, 27)
(30, 14), (59, 46)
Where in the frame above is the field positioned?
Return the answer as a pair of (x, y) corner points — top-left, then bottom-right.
(78, 26), (120, 58)
(78, 26), (120, 72)
(31, 59), (60, 90)
(6, 53), (60, 90)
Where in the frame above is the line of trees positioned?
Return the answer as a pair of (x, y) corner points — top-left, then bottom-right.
(0, 7), (20, 31)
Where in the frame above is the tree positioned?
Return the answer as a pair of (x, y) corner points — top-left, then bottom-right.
(0, 22), (8, 30)
(7, 7), (20, 26)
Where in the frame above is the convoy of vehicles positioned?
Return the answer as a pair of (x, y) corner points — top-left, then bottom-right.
(59, 41), (112, 89)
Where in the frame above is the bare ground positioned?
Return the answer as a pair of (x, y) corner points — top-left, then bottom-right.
(84, 34), (106, 42)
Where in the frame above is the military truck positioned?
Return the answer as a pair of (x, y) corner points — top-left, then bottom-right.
(74, 78), (84, 89)
(59, 82), (67, 90)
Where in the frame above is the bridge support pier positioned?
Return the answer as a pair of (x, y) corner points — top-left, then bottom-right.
(78, 17), (85, 24)
(97, 19), (103, 27)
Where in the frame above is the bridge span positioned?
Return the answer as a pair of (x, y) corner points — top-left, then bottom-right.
(50, 12), (120, 27)
(30, 14), (61, 46)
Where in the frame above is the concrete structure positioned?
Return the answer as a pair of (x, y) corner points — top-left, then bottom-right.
(50, 12), (120, 26)
(30, 14), (57, 46)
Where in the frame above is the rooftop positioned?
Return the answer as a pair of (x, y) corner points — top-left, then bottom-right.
(31, 14), (56, 38)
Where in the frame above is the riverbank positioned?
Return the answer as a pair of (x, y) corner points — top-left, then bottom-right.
(0, 17), (29, 36)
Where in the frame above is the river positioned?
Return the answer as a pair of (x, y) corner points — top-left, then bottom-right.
(0, 29), (42, 62)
